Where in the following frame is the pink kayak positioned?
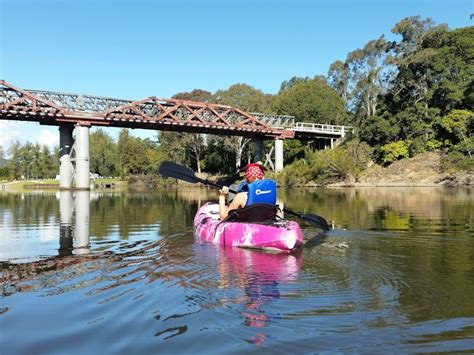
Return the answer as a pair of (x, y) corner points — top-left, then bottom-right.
(193, 202), (304, 252)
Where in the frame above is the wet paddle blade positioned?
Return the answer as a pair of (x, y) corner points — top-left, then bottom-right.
(283, 208), (330, 231)
(301, 213), (330, 231)
(158, 161), (200, 184)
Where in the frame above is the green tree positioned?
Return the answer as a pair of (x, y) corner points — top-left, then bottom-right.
(7, 141), (21, 179)
(117, 130), (150, 176)
(213, 84), (272, 169)
(439, 109), (474, 157)
(214, 83), (272, 113)
(39, 146), (57, 179)
(355, 19), (472, 164)
(203, 135), (236, 175)
(348, 37), (391, 121)
(0, 146), (8, 179)
(173, 89), (213, 103)
(90, 129), (118, 177)
(272, 79), (347, 124)
(18, 143), (33, 179)
(29, 143), (42, 179)
(279, 76), (312, 93)
(388, 16), (454, 112)
(380, 140), (410, 164)
(171, 90), (214, 173)
(328, 61), (350, 105)
(427, 26), (474, 113)
(158, 131), (187, 165)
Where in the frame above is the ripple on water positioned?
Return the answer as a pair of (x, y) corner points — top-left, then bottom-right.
(1, 189), (474, 352)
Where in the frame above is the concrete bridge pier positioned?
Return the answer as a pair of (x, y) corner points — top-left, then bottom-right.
(253, 139), (264, 162)
(275, 139), (284, 172)
(74, 125), (90, 189)
(59, 125), (74, 189)
(59, 124), (90, 189)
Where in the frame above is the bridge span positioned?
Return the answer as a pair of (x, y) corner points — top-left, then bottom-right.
(1, 80), (350, 189)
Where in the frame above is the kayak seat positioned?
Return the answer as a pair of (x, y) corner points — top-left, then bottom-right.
(225, 203), (278, 223)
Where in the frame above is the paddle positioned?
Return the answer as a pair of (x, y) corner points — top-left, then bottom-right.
(159, 161), (330, 231)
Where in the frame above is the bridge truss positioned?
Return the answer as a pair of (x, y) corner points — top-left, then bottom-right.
(0, 80), (294, 139)
(0, 80), (352, 186)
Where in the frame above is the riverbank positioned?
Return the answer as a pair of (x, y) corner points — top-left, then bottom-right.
(0, 178), (127, 191)
(350, 152), (473, 187)
(2, 152), (472, 191)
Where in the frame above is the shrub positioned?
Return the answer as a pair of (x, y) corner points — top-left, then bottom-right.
(380, 141), (409, 165)
(441, 152), (474, 173)
(279, 159), (313, 186)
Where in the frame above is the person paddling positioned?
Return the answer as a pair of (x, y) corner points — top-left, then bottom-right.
(219, 162), (277, 221)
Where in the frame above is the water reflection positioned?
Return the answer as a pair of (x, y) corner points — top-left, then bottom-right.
(199, 246), (303, 345)
(59, 190), (90, 256)
(1, 187), (474, 352)
(0, 189), (210, 263)
(281, 187), (474, 232)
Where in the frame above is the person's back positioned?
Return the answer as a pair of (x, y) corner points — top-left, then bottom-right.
(219, 162), (277, 220)
(244, 179), (277, 206)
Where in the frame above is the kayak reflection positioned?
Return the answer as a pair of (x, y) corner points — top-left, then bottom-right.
(214, 246), (303, 345)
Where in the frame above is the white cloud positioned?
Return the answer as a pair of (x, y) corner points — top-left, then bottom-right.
(0, 121), (21, 148)
(38, 128), (59, 149)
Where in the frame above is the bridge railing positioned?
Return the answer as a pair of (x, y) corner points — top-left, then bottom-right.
(24, 90), (298, 128)
(3, 82), (352, 138)
(26, 89), (131, 113)
(292, 122), (352, 137)
(250, 113), (295, 128)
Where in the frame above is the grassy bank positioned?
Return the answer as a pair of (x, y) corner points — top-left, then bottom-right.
(270, 151), (473, 188)
(1, 178), (127, 191)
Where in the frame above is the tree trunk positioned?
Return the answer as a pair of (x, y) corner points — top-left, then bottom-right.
(197, 158), (201, 174)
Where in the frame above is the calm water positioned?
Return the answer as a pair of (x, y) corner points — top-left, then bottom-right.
(1, 187), (473, 353)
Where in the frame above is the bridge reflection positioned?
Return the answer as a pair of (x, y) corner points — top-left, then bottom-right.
(59, 191), (91, 256)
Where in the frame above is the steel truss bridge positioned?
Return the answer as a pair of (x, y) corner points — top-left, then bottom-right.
(0, 80), (350, 140)
(0, 80), (352, 188)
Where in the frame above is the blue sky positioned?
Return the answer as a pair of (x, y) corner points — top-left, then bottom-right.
(1, 0), (472, 153)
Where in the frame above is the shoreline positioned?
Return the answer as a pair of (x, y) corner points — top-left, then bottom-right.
(2, 182), (472, 192)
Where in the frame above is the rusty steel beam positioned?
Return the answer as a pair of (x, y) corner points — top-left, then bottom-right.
(0, 80), (294, 139)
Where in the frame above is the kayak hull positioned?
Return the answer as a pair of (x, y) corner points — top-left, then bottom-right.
(193, 202), (304, 252)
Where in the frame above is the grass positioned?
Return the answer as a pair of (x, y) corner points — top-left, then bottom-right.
(1, 177), (126, 191)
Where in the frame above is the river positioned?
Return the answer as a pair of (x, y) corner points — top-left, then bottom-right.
(1, 187), (473, 353)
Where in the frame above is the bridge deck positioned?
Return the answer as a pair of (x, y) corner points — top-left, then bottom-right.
(1, 80), (350, 139)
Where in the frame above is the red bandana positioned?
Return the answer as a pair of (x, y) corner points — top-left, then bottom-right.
(245, 163), (265, 183)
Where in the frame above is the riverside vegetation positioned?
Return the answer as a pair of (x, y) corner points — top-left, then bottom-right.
(1, 17), (472, 187)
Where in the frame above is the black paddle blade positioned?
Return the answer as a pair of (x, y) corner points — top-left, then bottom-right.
(301, 213), (330, 231)
(158, 161), (199, 184)
(283, 208), (330, 231)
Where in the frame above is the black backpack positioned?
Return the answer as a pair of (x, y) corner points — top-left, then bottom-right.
(225, 203), (278, 223)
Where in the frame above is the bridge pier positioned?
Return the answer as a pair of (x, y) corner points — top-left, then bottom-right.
(275, 139), (284, 172)
(75, 125), (90, 189)
(253, 139), (264, 162)
(59, 124), (90, 189)
(59, 125), (74, 189)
